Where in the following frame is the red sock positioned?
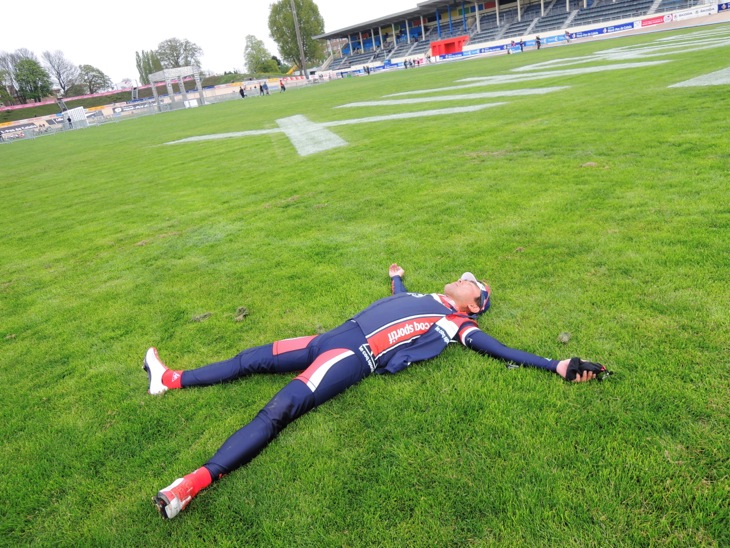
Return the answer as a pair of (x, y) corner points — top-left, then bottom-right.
(161, 369), (183, 389)
(186, 467), (213, 497)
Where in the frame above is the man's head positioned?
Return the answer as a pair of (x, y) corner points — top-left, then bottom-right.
(444, 272), (491, 317)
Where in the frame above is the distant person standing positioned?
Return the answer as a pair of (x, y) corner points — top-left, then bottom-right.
(535, 36), (542, 50)
(565, 30), (573, 44)
(239, 86), (246, 99)
(279, 79), (286, 92)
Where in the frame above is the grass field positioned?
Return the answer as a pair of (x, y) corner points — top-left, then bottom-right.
(1, 23), (729, 546)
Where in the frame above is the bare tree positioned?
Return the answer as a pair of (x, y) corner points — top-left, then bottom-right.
(41, 50), (79, 95)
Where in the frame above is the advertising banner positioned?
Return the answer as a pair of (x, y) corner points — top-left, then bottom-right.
(607, 22), (637, 33)
(640, 15), (671, 27)
(0, 122), (36, 135)
(672, 3), (718, 21)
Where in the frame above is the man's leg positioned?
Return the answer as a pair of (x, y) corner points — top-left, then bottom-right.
(204, 347), (367, 478)
(154, 323), (372, 518)
(143, 335), (316, 394)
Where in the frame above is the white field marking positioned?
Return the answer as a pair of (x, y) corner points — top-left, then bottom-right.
(385, 62), (668, 97)
(166, 128), (280, 143)
(669, 67), (730, 87)
(276, 114), (348, 156)
(165, 104), (501, 152)
(335, 86), (569, 108)
(322, 103), (504, 127)
(511, 28), (730, 72)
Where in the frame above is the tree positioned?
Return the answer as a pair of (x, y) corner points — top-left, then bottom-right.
(77, 64), (112, 94)
(15, 59), (53, 103)
(156, 38), (203, 69)
(0, 67), (14, 105)
(41, 50), (79, 95)
(268, 0), (326, 75)
(135, 50), (163, 85)
(244, 35), (279, 74)
(65, 82), (88, 97)
(0, 49), (39, 102)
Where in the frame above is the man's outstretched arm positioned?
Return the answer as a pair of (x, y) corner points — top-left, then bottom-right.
(461, 327), (603, 382)
(389, 263), (407, 294)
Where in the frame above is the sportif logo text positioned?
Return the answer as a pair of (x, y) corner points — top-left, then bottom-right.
(387, 321), (432, 345)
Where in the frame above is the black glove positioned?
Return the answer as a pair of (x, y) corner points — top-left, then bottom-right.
(565, 357), (612, 381)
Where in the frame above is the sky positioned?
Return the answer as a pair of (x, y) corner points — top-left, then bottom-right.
(1, 0), (420, 86)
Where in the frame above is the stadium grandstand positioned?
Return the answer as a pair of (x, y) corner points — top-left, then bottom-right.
(316, 0), (713, 71)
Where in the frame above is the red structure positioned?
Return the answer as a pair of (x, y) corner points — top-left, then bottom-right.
(430, 35), (470, 56)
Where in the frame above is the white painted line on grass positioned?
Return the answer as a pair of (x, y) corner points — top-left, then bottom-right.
(669, 67), (730, 87)
(324, 103), (503, 125)
(336, 87), (568, 108)
(277, 114), (348, 156)
(385, 62), (669, 96)
(166, 128), (279, 144)
(165, 104), (501, 154)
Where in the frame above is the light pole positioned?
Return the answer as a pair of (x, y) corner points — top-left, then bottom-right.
(290, 0), (309, 80)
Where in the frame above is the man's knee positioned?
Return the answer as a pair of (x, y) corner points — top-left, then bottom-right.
(258, 381), (314, 432)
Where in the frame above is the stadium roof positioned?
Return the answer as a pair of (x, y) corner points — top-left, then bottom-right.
(314, 6), (424, 40)
(313, 0), (536, 40)
(314, 0), (527, 40)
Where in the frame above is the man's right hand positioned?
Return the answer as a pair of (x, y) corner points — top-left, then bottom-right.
(389, 263), (405, 278)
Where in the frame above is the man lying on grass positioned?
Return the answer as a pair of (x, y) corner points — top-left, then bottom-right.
(144, 263), (610, 519)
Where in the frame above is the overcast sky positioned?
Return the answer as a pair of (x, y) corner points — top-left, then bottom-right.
(0, 0), (419, 85)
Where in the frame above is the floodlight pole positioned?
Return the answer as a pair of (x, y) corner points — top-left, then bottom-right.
(290, 0), (309, 80)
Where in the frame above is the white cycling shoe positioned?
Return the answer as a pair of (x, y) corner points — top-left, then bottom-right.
(143, 347), (169, 395)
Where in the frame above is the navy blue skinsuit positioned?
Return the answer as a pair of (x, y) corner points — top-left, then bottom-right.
(182, 276), (560, 479)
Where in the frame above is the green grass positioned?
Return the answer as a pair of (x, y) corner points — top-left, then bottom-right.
(1, 25), (729, 546)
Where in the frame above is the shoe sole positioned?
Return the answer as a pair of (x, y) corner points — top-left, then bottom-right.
(144, 347), (168, 395)
(153, 493), (172, 519)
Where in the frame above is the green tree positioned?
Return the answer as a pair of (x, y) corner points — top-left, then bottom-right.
(268, 0), (325, 76)
(0, 49), (39, 102)
(77, 64), (112, 94)
(244, 35), (279, 74)
(156, 38), (203, 69)
(0, 68), (14, 105)
(135, 50), (163, 85)
(14, 59), (53, 103)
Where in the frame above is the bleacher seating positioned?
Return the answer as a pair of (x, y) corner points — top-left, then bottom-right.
(329, 0), (708, 69)
(495, 7), (519, 26)
(501, 3), (544, 39)
(468, 11), (500, 43)
(570, 0), (655, 27)
(329, 56), (349, 70)
(530, 10), (572, 33)
(654, 0), (703, 13)
(387, 42), (413, 59)
(519, 2), (545, 21)
(408, 40), (433, 56)
(431, 19), (469, 39)
(347, 51), (376, 66)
